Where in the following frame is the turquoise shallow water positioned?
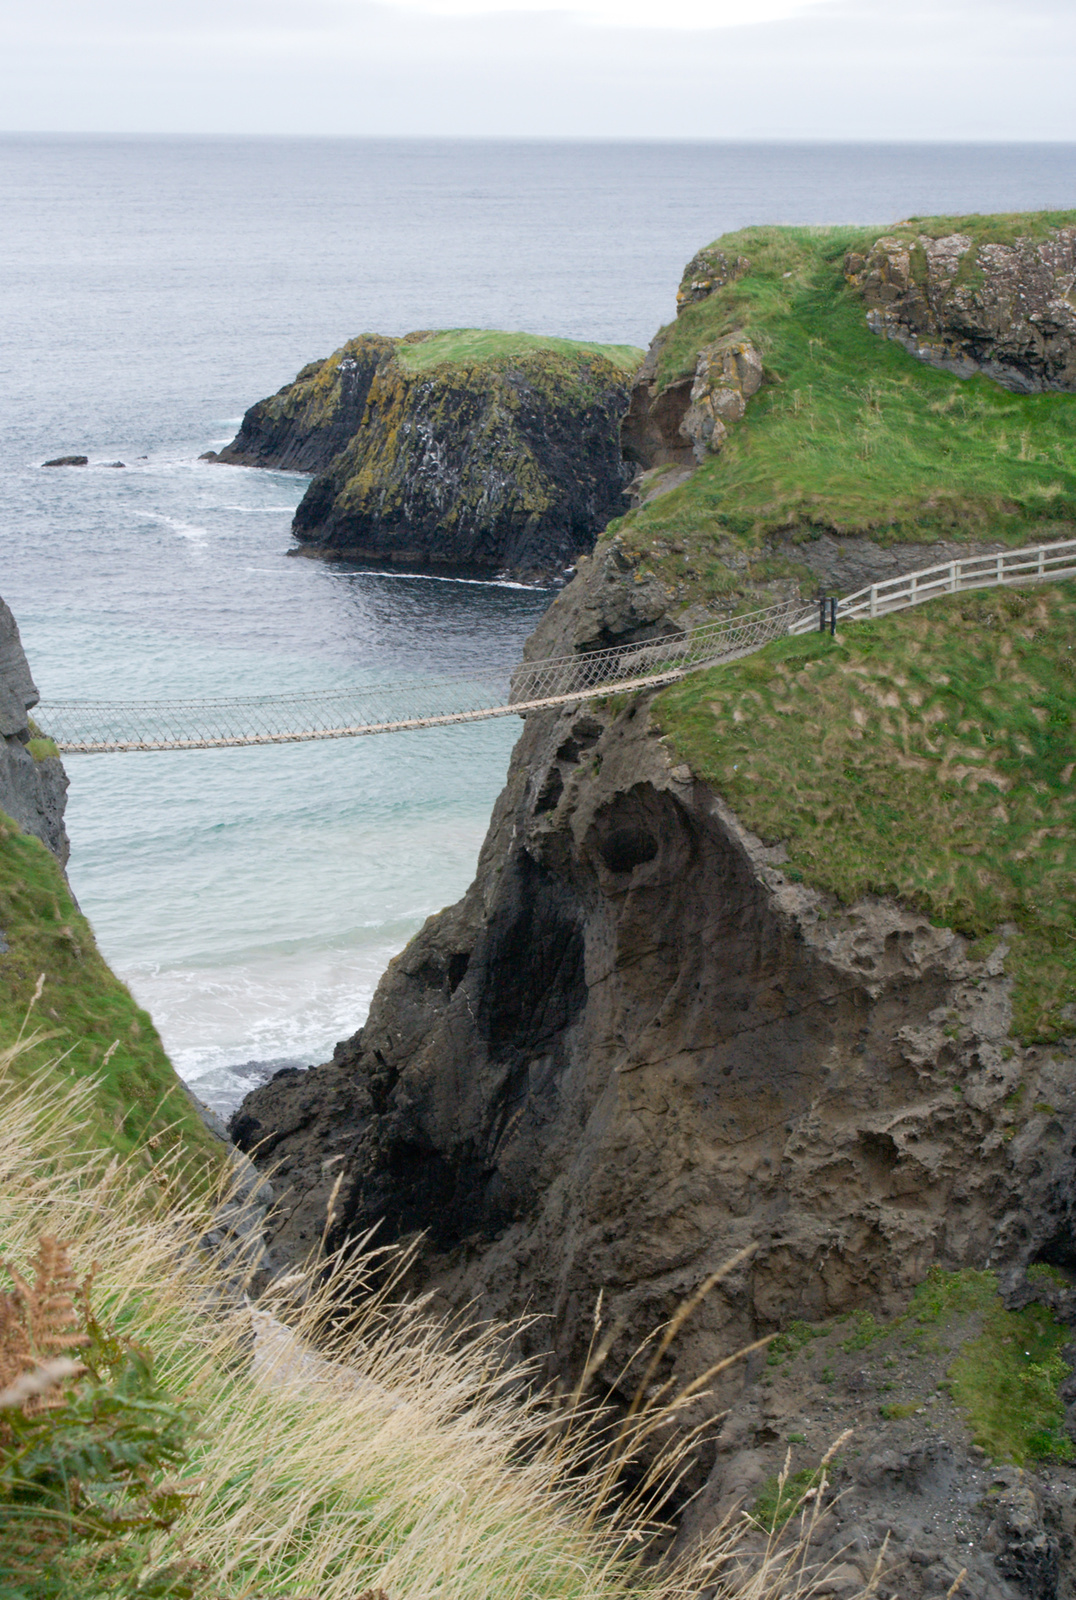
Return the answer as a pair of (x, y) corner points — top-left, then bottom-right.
(2, 136), (1074, 1111)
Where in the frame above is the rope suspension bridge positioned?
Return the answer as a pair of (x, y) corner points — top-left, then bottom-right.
(35, 539), (1076, 755)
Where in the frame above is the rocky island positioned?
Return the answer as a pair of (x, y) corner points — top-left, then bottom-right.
(232, 212), (1076, 1595)
(212, 328), (643, 583)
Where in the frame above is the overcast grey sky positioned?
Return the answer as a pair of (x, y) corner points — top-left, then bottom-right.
(1, 0), (1073, 140)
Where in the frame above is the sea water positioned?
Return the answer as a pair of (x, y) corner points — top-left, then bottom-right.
(2, 137), (1074, 1112)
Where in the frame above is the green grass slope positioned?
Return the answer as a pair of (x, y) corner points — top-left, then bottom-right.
(654, 583), (1076, 1043)
(0, 811), (224, 1176)
(396, 328), (645, 376)
(613, 217), (1076, 602)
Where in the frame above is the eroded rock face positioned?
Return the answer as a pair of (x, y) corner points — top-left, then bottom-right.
(620, 337), (695, 471)
(680, 337), (764, 460)
(622, 331), (764, 472)
(0, 596), (69, 865)
(234, 683), (1076, 1385)
(847, 228), (1076, 393)
(231, 529), (1076, 1593)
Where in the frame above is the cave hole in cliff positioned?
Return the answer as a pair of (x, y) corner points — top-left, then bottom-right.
(1032, 1226), (1076, 1274)
(534, 765), (564, 814)
(556, 717), (602, 765)
(599, 825), (658, 876)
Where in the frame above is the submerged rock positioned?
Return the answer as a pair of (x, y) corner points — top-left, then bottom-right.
(215, 330), (641, 583)
(41, 455), (88, 467)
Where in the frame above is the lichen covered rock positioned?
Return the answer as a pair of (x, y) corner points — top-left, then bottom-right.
(680, 335), (764, 460)
(675, 244), (751, 314)
(846, 223), (1076, 393)
(212, 335), (396, 473)
(217, 331), (640, 583)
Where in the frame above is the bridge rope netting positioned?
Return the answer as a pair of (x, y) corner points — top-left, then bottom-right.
(34, 538), (1076, 754)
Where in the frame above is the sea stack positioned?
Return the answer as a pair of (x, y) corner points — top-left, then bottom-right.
(214, 329), (643, 584)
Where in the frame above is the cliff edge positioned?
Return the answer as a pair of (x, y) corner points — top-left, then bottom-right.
(0, 594), (68, 866)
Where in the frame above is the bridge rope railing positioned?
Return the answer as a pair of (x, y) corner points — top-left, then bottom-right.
(35, 597), (812, 753)
(34, 537), (1076, 753)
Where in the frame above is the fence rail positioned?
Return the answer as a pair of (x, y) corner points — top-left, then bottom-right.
(788, 537), (1076, 632)
(34, 538), (1076, 753)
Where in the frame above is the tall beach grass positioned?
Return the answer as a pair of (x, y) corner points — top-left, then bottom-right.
(0, 1009), (872, 1600)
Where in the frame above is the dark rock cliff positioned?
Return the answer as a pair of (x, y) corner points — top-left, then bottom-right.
(234, 555), (1076, 1594)
(213, 332), (638, 584)
(234, 580), (1076, 1354)
(0, 595), (69, 865)
(211, 335), (397, 473)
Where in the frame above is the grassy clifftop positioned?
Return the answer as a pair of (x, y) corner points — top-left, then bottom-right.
(396, 327), (644, 376)
(613, 216), (1076, 602)
(655, 582), (1076, 1043)
(0, 810), (223, 1175)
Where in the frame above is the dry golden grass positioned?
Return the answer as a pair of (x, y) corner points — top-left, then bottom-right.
(0, 1005), (882, 1600)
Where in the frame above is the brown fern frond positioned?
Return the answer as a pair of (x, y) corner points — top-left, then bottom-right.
(27, 1235), (85, 1354)
(0, 1236), (88, 1423)
(0, 1284), (34, 1391)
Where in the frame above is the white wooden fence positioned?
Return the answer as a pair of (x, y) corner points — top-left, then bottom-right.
(789, 537), (1076, 633)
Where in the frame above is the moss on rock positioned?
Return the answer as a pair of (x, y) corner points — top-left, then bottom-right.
(217, 330), (643, 583)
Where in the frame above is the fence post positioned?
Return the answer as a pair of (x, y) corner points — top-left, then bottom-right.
(870, 585), (878, 619)
(949, 562), (957, 593)
(830, 597), (837, 636)
(997, 553), (1004, 584)
(1039, 547), (1046, 577)
(819, 597), (827, 633)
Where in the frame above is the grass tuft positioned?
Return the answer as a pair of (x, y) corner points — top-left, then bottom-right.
(910, 1269), (1072, 1464)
